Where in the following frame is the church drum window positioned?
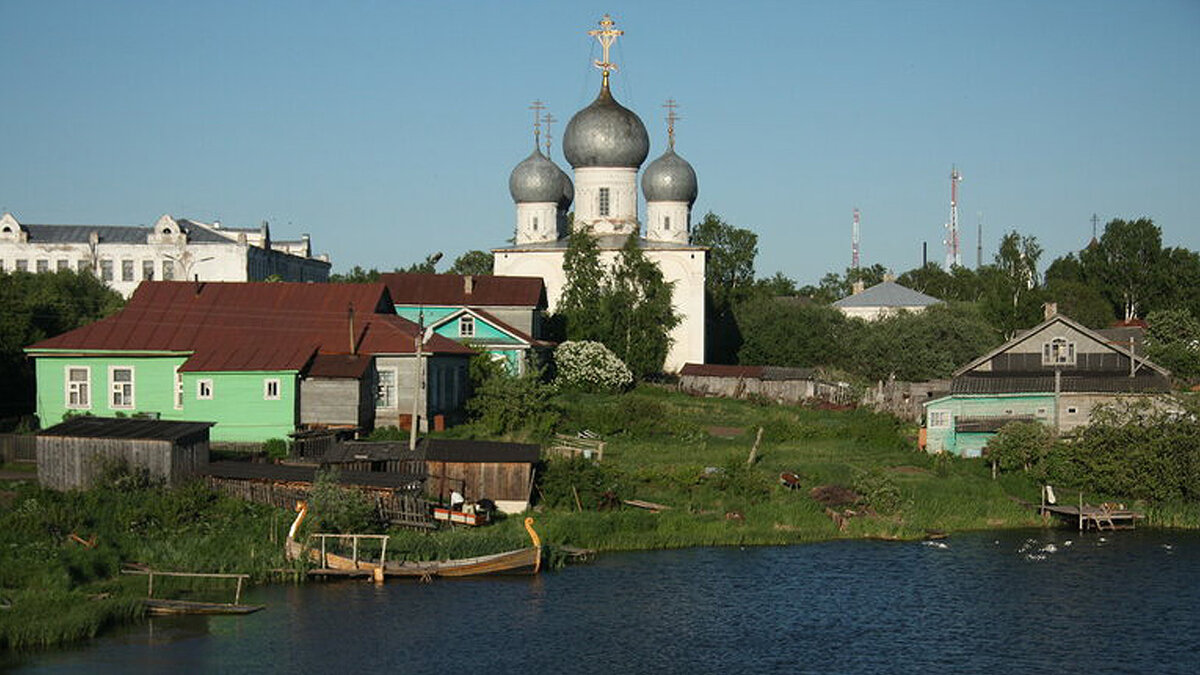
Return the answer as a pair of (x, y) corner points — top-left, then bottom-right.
(664, 216), (671, 231)
(598, 187), (610, 216)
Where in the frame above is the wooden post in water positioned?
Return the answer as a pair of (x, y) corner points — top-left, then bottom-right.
(1079, 491), (1084, 532)
(352, 537), (359, 569)
(235, 576), (243, 605)
(148, 571), (155, 598)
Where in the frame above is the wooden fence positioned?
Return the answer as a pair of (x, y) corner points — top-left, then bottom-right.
(205, 475), (434, 530)
(0, 434), (36, 463)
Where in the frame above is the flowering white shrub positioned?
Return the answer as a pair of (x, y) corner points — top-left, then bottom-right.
(554, 340), (633, 392)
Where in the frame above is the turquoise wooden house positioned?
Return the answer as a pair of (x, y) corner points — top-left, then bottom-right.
(923, 311), (1171, 457)
(383, 273), (551, 375)
(26, 281), (473, 443)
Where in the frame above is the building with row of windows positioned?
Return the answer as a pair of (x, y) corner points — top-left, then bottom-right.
(0, 212), (330, 297)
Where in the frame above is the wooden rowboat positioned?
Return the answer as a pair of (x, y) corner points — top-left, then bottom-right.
(285, 502), (542, 578)
(145, 598), (264, 616)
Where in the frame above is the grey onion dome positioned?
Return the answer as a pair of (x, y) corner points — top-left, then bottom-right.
(562, 83), (649, 169)
(641, 148), (698, 205)
(509, 148), (565, 204)
(553, 161), (574, 209)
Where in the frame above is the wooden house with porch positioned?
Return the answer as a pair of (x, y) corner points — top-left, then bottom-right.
(923, 310), (1171, 457)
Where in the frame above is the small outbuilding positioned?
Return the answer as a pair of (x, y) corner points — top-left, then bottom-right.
(421, 438), (539, 514)
(37, 417), (214, 490)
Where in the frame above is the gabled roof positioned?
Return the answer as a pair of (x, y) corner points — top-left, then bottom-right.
(954, 313), (1170, 379)
(427, 306), (550, 347)
(26, 281), (472, 372)
(382, 273), (546, 308)
(832, 281), (942, 309)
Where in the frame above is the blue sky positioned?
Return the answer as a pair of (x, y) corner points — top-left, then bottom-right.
(3, 1), (1198, 284)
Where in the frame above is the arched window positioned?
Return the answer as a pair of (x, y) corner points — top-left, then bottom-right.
(1042, 337), (1076, 366)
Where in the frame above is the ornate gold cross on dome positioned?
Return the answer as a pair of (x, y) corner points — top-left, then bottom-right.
(663, 99), (680, 149)
(588, 14), (623, 84)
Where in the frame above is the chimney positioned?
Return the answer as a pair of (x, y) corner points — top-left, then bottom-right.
(464, 275), (474, 295)
(852, 281), (865, 295)
(1043, 302), (1058, 321)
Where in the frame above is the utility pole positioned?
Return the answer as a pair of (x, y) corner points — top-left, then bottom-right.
(408, 310), (425, 452)
(976, 215), (983, 269)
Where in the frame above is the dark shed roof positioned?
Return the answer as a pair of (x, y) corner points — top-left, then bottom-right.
(680, 363), (817, 380)
(203, 460), (423, 490)
(39, 417), (215, 441)
(420, 438), (539, 464)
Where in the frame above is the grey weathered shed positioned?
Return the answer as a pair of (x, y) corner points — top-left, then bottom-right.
(37, 417), (213, 490)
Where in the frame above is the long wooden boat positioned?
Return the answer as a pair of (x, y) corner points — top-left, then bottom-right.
(285, 501), (541, 578)
(145, 598), (264, 616)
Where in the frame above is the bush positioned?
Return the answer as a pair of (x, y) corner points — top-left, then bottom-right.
(466, 372), (560, 438)
(262, 438), (289, 460)
(984, 421), (1054, 475)
(852, 467), (903, 514)
(554, 341), (633, 393)
(307, 469), (381, 533)
(537, 456), (626, 510)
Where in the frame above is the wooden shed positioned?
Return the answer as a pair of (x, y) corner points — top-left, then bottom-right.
(421, 438), (539, 514)
(37, 417), (214, 490)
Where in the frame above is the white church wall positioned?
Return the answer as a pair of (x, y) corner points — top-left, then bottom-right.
(645, 201), (690, 244)
(573, 167), (639, 235)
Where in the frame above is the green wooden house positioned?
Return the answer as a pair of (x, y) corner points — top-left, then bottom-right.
(923, 311), (1171, 457)
(383, 272), (551, 375)
(26, 281), (473, 443)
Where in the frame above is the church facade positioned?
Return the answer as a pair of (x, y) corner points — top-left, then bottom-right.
(492, 15), (706, 372)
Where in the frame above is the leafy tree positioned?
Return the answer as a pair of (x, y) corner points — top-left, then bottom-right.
(328, 265), (382, 283)
(752, 272), (798, 298)
(448, 250), (494, 276)
(1144, 308), (1200, 379)
(603, 236), (679, 378)
(1043, 278), (1114, 329)
(735, 299), (851, 368)
(849, 303), (1002, 381)
(1079, 218), (1166, 320)
(0, 270), (125, 416)
(466, 371), (559, 439)
(398, 252), (444, 274)
(985, 421), (1054, 477)
(977, 232), (1046, 339)
(557, 229), (607, 342)
(691, 212), (758, 313)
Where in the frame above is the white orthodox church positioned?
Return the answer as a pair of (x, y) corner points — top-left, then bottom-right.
(492, 15), (706, 372)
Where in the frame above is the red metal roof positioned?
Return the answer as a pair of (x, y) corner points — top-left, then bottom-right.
(382, 273), (545, 308)
(27, 281), (472, 372)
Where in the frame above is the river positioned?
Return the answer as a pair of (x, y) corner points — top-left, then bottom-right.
(8, 529), (1200, 674)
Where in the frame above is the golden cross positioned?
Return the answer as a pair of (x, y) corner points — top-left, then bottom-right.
(529, 100), (546, 147)
(542, 112), (558, 156)
(663, 99), (680, 149)
(588, 14), (623, 82)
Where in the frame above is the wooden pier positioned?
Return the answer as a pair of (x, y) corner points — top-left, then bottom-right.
(1037, 487), (1144, 531)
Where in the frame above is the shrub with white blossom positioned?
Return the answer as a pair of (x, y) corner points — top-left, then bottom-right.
(554, 340), (634, 392)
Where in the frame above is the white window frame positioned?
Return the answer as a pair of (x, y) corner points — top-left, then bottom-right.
(65, 366), (91, 409)
(109, 366), (135, 409)
(376, 368), (396, 408)
(100, 259), (114, 281)
(928, 410), (951, 429)
(264, 378), (281, 400)
(173, 366), (183, 410)
(121, 259), (134, 282)
(459, 315), (475, 338)
(1042, 337), (1076, 366)
(197, 379), (213, 400)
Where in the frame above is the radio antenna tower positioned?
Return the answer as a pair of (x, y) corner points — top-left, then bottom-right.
(851, 208), (861, 270)
(943, 166), (963, 268)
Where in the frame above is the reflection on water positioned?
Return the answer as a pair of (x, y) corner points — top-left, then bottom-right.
(11, 529), (1200, 674)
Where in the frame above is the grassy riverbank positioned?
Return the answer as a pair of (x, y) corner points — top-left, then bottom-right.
(2, 385), (1195, 651)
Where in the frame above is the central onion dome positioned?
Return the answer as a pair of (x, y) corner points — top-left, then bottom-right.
(562, 83), (649, 169)
(509, 148), (573, 207)
(641, 148), (698, 205)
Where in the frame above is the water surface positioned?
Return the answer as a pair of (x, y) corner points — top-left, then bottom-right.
(11, 529), (1200, 674)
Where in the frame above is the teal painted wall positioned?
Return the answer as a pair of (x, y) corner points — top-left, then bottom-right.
(432, 317), (520, 343)
(925, 394), (1055, 457)
(395, 306), (457, 325)
(180, 371), (298, 442)
(34, 355), (298, 442)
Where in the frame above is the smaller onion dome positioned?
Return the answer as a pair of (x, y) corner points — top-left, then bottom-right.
(553, 162), (574, 209)
(509, 148), (565, 204)
(641, 149), (698, 205)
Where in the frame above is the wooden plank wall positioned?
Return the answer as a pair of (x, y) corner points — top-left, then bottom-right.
(36, 437), (207, 490)
(0, 434), (37, 463)
(426, 460), (532, 505)
(204, 476), (432, 529)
